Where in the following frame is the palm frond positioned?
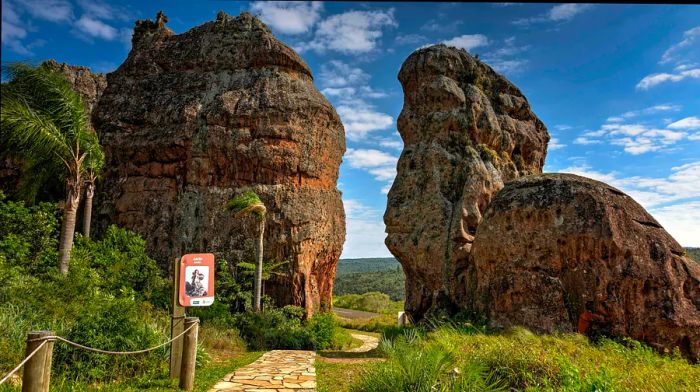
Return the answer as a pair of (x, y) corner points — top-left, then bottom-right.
(226, 191), (266, 217)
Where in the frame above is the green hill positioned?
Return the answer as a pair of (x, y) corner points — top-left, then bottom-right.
(334, 257), (405, 300)
(686, 247), (700, 264)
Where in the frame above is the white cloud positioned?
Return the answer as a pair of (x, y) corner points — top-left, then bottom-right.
(610, 104), (682, 120)
(250, 1), (322, 35)
(395, 33), (427, 46)
(548, 4), (593, 21)
(345, 148), (398, 192)
(442, 34), (489, 52)
(514, 3), (593, 26)
(636, 68), (700, 90)
(573, 136), (601, 145)
(318, 61), (393, 141)
(377, 137), (403, 150)
(21, 0), (73, 22)
(559, 162), (700, 247)
(74, 15), (117, 40)
(421, 19), (462, 33)
(483, 36), (530, 74)
(549, 138), (566, 150)
(296, 9), (397, 54)
(555, 125), (573, 131)
(1, 0), (31, 55)
(338, 105), (393, 141)
(341, 199), (392, 258)
(668, 116), (700, 130)
(660, 25), (700, 65)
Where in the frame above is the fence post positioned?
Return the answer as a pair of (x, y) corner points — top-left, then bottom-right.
(179, 317), (199, 391)
(22, 331), (54, 392)
(170, 257), (185, 378)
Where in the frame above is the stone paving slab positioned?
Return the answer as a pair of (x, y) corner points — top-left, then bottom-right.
(210, 350), (316, 392)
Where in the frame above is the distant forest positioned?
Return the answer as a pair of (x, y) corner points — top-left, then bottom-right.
(334, 257), (405, 301)
(687, 248), (700, 264)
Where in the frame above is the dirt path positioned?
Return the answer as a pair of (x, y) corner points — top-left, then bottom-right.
(333, 307), (382, 319)
(347, 333), (380, 353)
(210, 350), (316, 391)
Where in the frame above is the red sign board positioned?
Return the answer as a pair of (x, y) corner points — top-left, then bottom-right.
(179, 253), (215, 307)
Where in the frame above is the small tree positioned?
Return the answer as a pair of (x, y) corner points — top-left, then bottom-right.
(237, 259), (288, 300)
(1, 63), (103, 274)
(226, 191), (266, 312)
(81, 136), (105, 238)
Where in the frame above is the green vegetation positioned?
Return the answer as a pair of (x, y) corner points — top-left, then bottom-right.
(1, 63), (105, 274)
(347, 324), (700, 392)
(334, 258), (405, 301)
(686, 247), (700, 264)
(226, 190), (267, 312)
(0, 194), (257, 390)
(334, 292), (403, 315)
(232, 306), (352, 351)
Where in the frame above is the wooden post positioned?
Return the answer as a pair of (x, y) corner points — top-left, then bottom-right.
(22, 331), (54, 392)
(170, 257), (186, 378)
(179, 317), (199, 391)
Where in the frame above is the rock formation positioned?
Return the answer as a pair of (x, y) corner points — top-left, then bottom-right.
(469, 174), (700, 361)
(92, 12), (345, 315)
(384, 44), (550, 320)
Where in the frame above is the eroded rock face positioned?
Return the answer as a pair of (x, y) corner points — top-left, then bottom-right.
(384, 44), (550, 320)
(92, 12), (345, 315)
(470, 174), (700, 361)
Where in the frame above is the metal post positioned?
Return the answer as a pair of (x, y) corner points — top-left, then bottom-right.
(22, 331), (54, 392)
(170, 257), (185, 378)
(179, 317), (199, 391)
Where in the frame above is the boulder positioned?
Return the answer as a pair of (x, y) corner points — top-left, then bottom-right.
(92, 12), (345, 315)
(384, 44), (550, 320)
(469, 174), (700, 361)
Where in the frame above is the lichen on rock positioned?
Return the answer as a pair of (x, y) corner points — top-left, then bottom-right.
(384, 44), (550, 320)
(92, 11), (345, 315)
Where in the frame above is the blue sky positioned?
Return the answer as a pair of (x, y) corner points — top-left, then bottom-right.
(2, 1), (699, 257)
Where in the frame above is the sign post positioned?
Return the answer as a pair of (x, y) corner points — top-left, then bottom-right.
(170, 257), (185, 378)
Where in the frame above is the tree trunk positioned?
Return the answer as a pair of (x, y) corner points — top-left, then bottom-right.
(82, 182), (95, 238)
(253, 217), (265, 312)
(58, 182), (80, 274)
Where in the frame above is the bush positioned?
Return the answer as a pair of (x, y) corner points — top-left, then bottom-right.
(334, 292), (403, 314)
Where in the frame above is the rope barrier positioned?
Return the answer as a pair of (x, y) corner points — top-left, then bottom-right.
(0, 340), (48, 385)
(0, 320), (199, 385)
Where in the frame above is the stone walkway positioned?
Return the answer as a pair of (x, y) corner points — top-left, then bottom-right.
(347, 333), (380, 353)
(210, 350), (316, 392)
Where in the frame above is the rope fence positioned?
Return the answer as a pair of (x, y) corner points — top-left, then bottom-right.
(0, 318), (200, 390)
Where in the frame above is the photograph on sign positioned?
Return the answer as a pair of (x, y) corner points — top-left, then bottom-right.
(179, 253), (215, 307)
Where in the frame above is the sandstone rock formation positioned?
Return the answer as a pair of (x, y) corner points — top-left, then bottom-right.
(384, 44), (550, 320)
(469, 174), (700, 361)
(92, 12), (345, 315)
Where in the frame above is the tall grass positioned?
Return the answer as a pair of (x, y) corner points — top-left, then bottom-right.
(350, 325), (700, 392)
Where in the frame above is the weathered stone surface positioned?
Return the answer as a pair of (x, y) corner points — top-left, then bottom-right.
(469, 174), (700, 361)
(384, 44), (550, 320)
(92, 12), (345, 315)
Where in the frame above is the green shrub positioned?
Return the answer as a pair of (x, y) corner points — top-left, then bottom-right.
(334, 292), (404, 314)
(52, 298), (168, 383)
(308, 312), (352, 350)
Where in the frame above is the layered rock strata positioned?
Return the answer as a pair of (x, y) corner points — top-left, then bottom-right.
(384, 44), (550, 320)
(92, 12), (346, 315)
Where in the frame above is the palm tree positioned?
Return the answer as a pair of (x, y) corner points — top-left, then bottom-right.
(226, 191), (266, 312)
(81, 134), (105, 238)
(237, 259), (288, 300)
(1, 63), (103, 274)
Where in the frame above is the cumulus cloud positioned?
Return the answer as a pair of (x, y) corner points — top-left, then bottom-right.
(514, 3), (593, 26)
(636, 68), (700, 90)
(21, 0), (73, 22)
(442, 34), (489, 52)
(1, 0), (31, 55)
(395, 33), (427, 46)
(574, 121), (691, 154)
(668, 116), (700, 130)
(549, 138), (566, 150)
(250, 1), (322, 35)
(345, 148), (398, 193)
(341, 199), (392, 258)
(483, 36), (530, 74)
(560, 161), (700, 246)
(296, 8), (397, 54)
(318, 61), (393, 141)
